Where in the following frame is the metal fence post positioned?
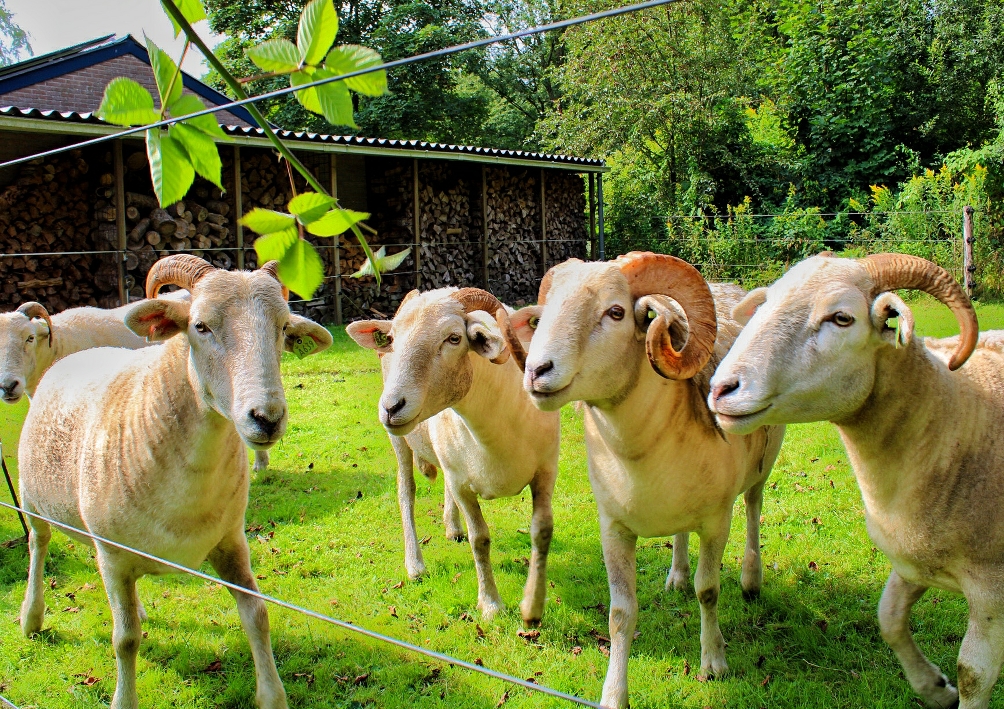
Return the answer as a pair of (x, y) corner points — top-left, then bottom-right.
(963, 205), (975, 298)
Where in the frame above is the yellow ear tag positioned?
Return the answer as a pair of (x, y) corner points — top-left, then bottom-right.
(373, 331), (390, 348)
(293, 336), (318, 359)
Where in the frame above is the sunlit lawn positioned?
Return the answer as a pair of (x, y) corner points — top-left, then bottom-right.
(0, 294), (1000, 708)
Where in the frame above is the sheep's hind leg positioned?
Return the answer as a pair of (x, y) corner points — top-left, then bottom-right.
(878, 571), (958, 708)
(391, 436), (426, 579)
(741, 479), (766, 598)
(95, 549), (142, 709)
(442, 483), (465, 542)
(695, 516), (731, 678)
(209, 533), (288, 709)
(599, 519), (638, 709)
(20, 515), (51, 635)
(520, 470), (555, 626)
(954, 588), (1004, 709)
(452, 485), (503, 619)
(665, 532), (690, 592)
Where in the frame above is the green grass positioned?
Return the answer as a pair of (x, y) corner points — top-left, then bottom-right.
(0, 297), (1001, 708)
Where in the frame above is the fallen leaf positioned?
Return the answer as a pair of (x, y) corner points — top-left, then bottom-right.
(294, 672), (315, 686)
(811, 517), (821, 525)
(830, 480), (835, 488)
(497, 690), (510, 707)
(517, 528), (529, 534)
(329, 598), (339, 606)
(256, 575), (266, 580)
(808, 561), (819, 571)
(683, 659), (691, 676)
(525, 676), (538, 683)
(65, 592), (76, 601)
(393, 581), (404, 590)
(769, 482), (778, 490)
(476, 624), (486, 639)
(795, 484), (806, 493)
(203, 660), (223, 673)
(460, 612), (472, 622)
(572, 646), (582, 656)
(759, 515), (765, 524)
(452, 572), (462, 584)
(811, 457), (819, 462)
(389, 606), (398, 618)
(850, 670), (860, 679)
(599, 646), (610, 657)
(80, 583), (95, 591)
(353, 673), (369, 685)
(48, 578), (56, 589)
(419, 536), (431, 545)
(824, 465), (835, 472)
(761, 674), (771, 687)
(475, 657), (484, 666)
(517, 629), (540, 640)
(63, 606), (79, 613)
(816, 619), (829, 633)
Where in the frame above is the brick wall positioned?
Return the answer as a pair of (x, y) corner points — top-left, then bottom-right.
(0, 54), (251, 127)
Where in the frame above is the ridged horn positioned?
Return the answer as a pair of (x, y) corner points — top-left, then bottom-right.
(17, 302), (52, 349)
(451, 287), (523, 368)
(145, 254), (215, 299)
(615, 251), (717, 380)
(862, 252), (978, 371)
(257, 260), (289, 300)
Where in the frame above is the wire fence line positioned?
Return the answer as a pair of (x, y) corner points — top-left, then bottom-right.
(0, 499), (603, 708)
(0, 693), (19, 709)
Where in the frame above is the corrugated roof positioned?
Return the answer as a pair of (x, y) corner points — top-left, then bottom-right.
(0, 106), (606, 168)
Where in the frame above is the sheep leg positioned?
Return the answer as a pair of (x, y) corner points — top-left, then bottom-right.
(599, 519), (638, 709)
(520, 470), (555, 626)
(741, 479), (766, 598)
(452, 486), (504, 619)
(443, 484), (465, 542)
(253, 449), (269, 473)
(96, 553), (142, 709)
(695, 517), (730, 678)
(665, 532), (690, 592)
(208, 535), (288, 709)
(957, 593), (1004, 709)
(20, 516), (51, 636)
(390, 436), (426, 579)
(878, 571), (958, 708)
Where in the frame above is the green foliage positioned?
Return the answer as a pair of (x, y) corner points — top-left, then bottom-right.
(351, 245), (413, 278)
(95, 78), (161, 126)
(0, 0), (30, 67)
(163, 0), (208, 36)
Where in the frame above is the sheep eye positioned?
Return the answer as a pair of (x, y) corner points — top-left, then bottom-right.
(831, 312), (855, 327)
(282, 322), (289, 332)
(26, 335), (34, 343)
(607, 305), (625, 321)
(194, 322), (210, 334)
(447, 333), (462, 345)
(528, 316), (539, 330)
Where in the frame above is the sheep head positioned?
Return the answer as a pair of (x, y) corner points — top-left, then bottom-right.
(125, 254), (332, 450)
(0, 302), (53, 403)
(709, 252), (978, 435)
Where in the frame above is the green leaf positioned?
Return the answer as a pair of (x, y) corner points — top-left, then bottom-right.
(306, 207), (369, 237)
(97, 78), (161, 126)
(163, 0), (207, 37)
(147, 128), (195, 207)
(352, 246), (412, 278)
(246, 38), (301, 73)
(324, 45), (387, 96)
(288, 192), (336, 224)
(242, 209), (296, 235)
(297, 0), (339, 66)
(170, 123), (222, 188)
(254, 227), (299, 262)
(279, 239), (325, 299)
(291, 69), (355, 126)
(170, 94), (226, 138)
(146, 37), (183, 108)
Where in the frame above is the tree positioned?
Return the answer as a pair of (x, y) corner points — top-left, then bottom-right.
(0, 0), (31, 67)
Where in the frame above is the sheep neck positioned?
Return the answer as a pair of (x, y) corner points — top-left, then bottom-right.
(451, 353), (538, 449)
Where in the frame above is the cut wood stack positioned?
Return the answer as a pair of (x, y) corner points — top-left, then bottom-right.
(543, 171), (589, 269)
(484, 166), (542, 306)
(414, 162), (479, 289)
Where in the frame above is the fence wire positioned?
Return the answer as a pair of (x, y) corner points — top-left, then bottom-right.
(0, 499), (602, 708)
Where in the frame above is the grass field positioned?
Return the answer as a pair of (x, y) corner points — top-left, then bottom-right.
(0, 295), (1001, 708)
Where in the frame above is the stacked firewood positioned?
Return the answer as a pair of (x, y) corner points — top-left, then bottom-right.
(543, 171), (589, 270)
(413, 162), (479, 289)
(484, 166), (542, 306)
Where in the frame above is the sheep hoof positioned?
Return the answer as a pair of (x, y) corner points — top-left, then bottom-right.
(700, 652), (728, 679)
(741, 587), (761, 601)
(921, 681), (958, 709)
(446, 529), (466, 543)
(406, 564), (427, 580)
(665, 570), (690, 593)
(20, 605), (44, 637)
(479, 599), (504, 621)
(520, 600), (543, 626)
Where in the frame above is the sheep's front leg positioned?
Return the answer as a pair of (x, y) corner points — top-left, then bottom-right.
(878, 571), (958, 708)
(95, 550), (142, 709)
(520, 470), (555, 626)
(253, 450), (269, 473)
(451, 485), (503, 619)
(741, 479), (765, 598)
(390, 436), (425, 579)
(696, 517), (731, 678)
(20, 516), (51, 635)
(665, 532), (690, 592)
(957, 591), (1004, 709)
(599, 519), (638, 709)
(208, 535), (288, 709)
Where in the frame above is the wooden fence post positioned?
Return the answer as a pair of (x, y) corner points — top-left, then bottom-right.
(413, 159), (421, 289)
(481, 166), (489, 290)
(331, 153), (343, 325)
(588, 173), (596, 260)
(113, 140), (127, 305)
(234, 145), (244, 270)
(963, 205), (975, 298)
(597, 173), (605, 261)
(540, 168), (547, 276)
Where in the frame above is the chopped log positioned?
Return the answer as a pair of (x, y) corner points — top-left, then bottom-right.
(18, 277), (63, 289)
(126, 192), (158, 209)
(150, 208), (177, 236)
(146, 231), (161, 247)
(206, 200), (229, 216)
(128, 218), (151, 243)
(126, 206), (140, 221)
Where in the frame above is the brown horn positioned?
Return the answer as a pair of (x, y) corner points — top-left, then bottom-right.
(451, 287), (523, 368)
(146, 254), (215, 299)
(17, 302), (53, 349)
(258, 260), (289, 301)
(615, 251), (717, 380)
(862, 252), (978, 371)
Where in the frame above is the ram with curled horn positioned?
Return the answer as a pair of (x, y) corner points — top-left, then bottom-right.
(16, 253), (332, 709)
(710, 251), (1004, 709)
(518, 251), (785, 708)
(347, 286), (559, 625)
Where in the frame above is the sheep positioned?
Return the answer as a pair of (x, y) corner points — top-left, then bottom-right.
(0, 293), (271, 473)
(708, 252), (1004, 709)
(17, 255), (332, 709)
(513, 252), (784, 708)
(347, 287), (560, 623)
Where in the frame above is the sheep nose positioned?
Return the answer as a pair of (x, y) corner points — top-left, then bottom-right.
(711, 376), (741, 403)
(0, 378), (20, 397)
(384, 398), (407, 417)
(249, 408), (283, 437)
(530, 360), (553, 380)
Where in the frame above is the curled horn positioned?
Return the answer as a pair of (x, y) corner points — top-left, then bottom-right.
(258, 260), (289, 301)
(452, 287), (525, 369)
(146, 254), (215, 299)
(615, 251), (717, 380)
(17, 302), (53, 349)
(863, 252), (978, 370)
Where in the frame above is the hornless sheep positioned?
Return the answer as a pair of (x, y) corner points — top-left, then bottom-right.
(709, 252), (1003, 709)
(0, 293), (271, 473)
(347, 288), (560, 623)
(514, 253), (784, 708)
(18, 255), (332, 709)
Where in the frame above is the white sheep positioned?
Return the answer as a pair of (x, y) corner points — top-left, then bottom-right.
(0, 293), (271, 473)
(710, 252), (1003, 709)
(347, 287), (560, 623)
(516, 253), (784, 708)
(17, 255), (332, 709)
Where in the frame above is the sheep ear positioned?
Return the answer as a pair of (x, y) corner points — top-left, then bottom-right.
(285, 314), (333, 357)
(732, 287), (767, 325)
(125, 299), (190, 341)
(871, 292), (914, 349)
(466, 312), (508, 364)
(346, 320), (393, 352)
(508, 305), (542, 344)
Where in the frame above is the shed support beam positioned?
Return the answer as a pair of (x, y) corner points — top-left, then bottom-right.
(234, 145), (244, 270)
(588, 173), (596, 260)
(540, 168), (547, 276)
(482, 166), (489, 290)
(113, 140), (127, 305)
(597, 173), (605, 261)
(331, 153), (342, 325)
(413, 159), (421, 289)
